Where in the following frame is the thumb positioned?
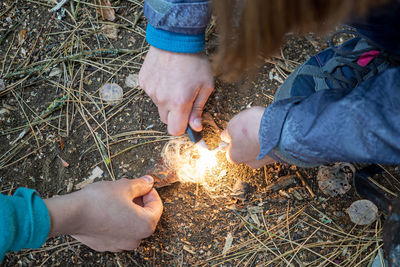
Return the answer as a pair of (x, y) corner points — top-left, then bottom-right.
(129, 175), (154, 198)
(142, 189), (163, 219)
(189, 87), (212, 132)
(220, 129), (232, 144)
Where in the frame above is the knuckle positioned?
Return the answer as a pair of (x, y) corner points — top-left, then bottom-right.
(142, 223), (155, 237)
(228, 152), (240, 164)
(119, 177), (130, 186)
(172, 95), (189, 108)
(168, 125), (185, 136)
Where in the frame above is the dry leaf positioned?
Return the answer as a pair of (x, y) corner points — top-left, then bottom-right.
(222, 233), (233, 255)
(98, 0), (115, 21)
(101, 24), (118, 39)
(18, 29), (27, 45)
(58, 155), (69, 167)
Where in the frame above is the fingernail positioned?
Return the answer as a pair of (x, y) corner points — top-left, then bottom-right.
(220, 130), (230, 143)
(143, 175), (153, 184)
(194, 118), (202, 129)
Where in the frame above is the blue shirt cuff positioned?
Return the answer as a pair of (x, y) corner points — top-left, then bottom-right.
(257, 97), (304, 161)
(0, 188), (50, 261)
(146, 23), (205, 53)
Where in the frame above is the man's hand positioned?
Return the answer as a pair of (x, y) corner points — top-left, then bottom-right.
(139, 46), (214, 135)
(222, 107), (275, 169)
(44, 176), (163, 252)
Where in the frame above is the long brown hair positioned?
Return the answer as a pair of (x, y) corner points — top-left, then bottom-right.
(213, 0), (386, 81)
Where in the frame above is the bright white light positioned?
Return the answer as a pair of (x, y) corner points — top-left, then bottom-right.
(161, 138), (221, 188)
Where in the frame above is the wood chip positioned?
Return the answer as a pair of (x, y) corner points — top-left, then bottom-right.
(288, 188), (303, 201)
(75, 178), (95, 190)
(183, 245), (196, 255)
(66, 179), (73, 193)
(278, 189), (290, 199)
(59, 136), (65, 151)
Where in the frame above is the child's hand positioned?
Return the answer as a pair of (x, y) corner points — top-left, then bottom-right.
(139, 46), (214, 136)
(44, 176), (163, 252)
(222, 107), (275, 169)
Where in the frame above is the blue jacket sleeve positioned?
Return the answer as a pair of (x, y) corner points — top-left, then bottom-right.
(144, 0), (211, 53)
(258, 67), (400, 167)
(0, 188), (50, 262)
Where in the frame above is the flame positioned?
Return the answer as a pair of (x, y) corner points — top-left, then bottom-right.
(161, 138), (221, 187)
(194, 144), (219, 177)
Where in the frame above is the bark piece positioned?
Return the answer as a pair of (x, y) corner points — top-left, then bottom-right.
(317, 163), (355, 197)
(146, 160), (179, 188)
(266, 175), (296, 192)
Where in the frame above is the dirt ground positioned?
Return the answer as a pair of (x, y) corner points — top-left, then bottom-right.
(1, 1), (400, 266)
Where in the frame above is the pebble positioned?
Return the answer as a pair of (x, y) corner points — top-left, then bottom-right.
(0, 79), (5, 91)
(125, 73), (139, 88)
(99, 83), (123, 105)
(347, 199), (378, 225)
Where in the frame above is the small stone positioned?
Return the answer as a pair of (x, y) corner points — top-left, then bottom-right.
(0, 108), (9, 115)
(347, 199), (378, 225)
(49, 67), (62, 77)
(0, 79), (5, 91)
(100, 83), (123, 105)
(125, 73), (139, 88)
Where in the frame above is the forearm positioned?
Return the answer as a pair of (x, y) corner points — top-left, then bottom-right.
(259, 68), (400, 166)
(44, 191), (85, 237)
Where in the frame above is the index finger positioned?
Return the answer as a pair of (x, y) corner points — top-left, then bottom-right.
(168, 109), (190, 136)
